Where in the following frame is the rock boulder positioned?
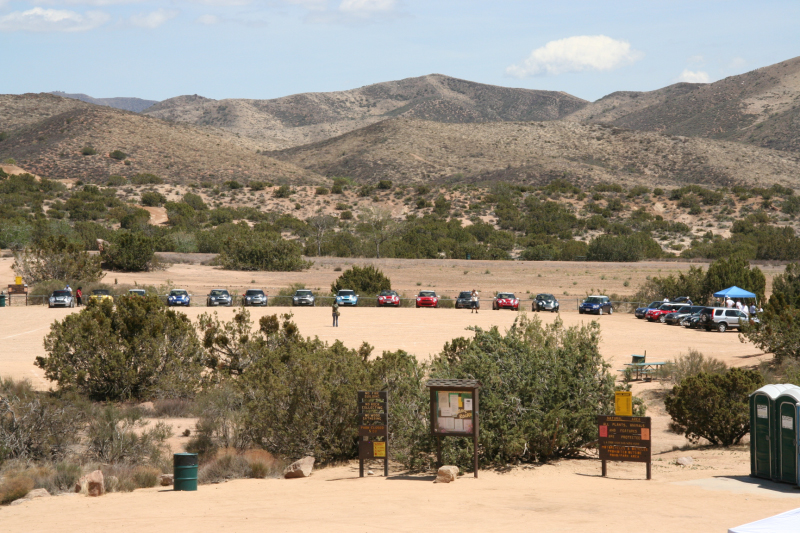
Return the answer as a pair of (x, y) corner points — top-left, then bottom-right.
(283, 456), (315, 479)
(434, 465), (459, 483)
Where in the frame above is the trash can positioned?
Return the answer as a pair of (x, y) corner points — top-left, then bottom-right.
(173, 453), (198, 491)
(774, 388), (800, 485)
(0, 294), (5, 307)
(466, 253), (471, 260)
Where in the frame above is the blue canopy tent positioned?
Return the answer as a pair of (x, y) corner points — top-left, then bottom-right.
(713, 286), (757, 299)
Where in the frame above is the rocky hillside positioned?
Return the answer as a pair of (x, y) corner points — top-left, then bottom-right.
(50, 91), (159, 113)
(270, 117), (800, 189)
(0, 93), (321, 185)
(567, 56), (800, 153)
(144, 74), (587, 150)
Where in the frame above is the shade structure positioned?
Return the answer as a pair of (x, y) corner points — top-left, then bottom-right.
(714, 286), (757, 299)
(728, 507), (800, 532)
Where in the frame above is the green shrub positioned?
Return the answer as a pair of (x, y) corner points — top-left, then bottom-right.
(416, 185), (430, 195)
(658, 349), (727, 385)
(109, 150), (127, 161)
(377, 180), (393, 190)
(217, 232), (311, 272)
(132, 466), (161, 488)
(107, 175), (127, 186)
(101, 232), (158, 272)
(340, 210), (353, 220)
(315, 187), (329, 195)
(12, 235), (104, 285)
(141, 191), (167, 207)
(273, 185), (292, 198)
(131, 173), (163, 185)
(38, 295), (204, 401)
(664, 368), (763, 446)
(249, 181), (267, 191)
(587, 233), (663, 262)
(182, 192), (207, 211)
(330, 264), (391, 295)
(429, 315), (615, 466)
(81, 145), (97, 156)
(225, 180), (242, 190)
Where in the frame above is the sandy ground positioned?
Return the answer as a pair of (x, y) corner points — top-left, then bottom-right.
(1, 256), (795, 532)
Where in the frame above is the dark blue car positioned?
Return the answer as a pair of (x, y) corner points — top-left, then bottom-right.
(635, 301), (663, 319)
(168, 289), (191, 307)
(579, 295), (613, 315)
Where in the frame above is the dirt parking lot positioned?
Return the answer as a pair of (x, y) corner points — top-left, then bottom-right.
(0, 256), (794, 532)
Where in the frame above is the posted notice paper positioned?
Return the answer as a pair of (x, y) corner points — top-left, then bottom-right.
(464, 398), (473, 411)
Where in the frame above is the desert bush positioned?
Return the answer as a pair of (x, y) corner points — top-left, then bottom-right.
(198, 452), (251, 483)
(330, 264), (391, 295)
(87, 404), (171, 464)
(132, 466), (161, 488)
(140, 191), (167, 207)
(631, 265), (707, 304)
(703, 256), (765, 302)
(377, 180), (393, 190)
(109, 150), (127, 161)
(101, 231), (158, 272)
(315, 187), (329, 195)
(658, 349), (727, 385)
(153, 399), (195, 418)
(0, 476), (33, 504)
(81, 145), (97, 156)
(273, 185), (292, 198)
(249, 181), (267, 191)
(131, 173), (163, 185)
(182, 192), (207, 211)
(428, 315), (615, 468)
(187, 382), (252, 457)
(664, 368), (763, 446)
(587, 233), (663, 262)
(38, 295), (204, 401)
(12, 235), (104, 286)
(416, 185), (430, 195)
(225, 180), (242, 190)
(107, 175), (127, 186)
(217, 232), (311, 272)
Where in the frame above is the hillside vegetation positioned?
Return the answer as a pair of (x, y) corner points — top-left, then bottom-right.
(144, 74), (587, 150)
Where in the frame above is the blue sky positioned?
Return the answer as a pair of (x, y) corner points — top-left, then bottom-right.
(1, 0), (798, 102)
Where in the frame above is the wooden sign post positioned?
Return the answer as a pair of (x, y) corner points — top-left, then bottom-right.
(597, 415), (652, 480)
(426, 379), (481, 478)
(358, 390), (388, 477)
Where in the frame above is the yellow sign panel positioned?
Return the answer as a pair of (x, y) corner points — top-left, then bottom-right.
(15, 276), (22, 285)
(373, 442), (386, 458)
(615, 391), (633, 417)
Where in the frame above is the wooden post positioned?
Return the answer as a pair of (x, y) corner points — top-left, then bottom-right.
(436, 436), (442, 469)
(473, 388), (479, 478)
(601, 459), (607, 477)
(646, 461), (651, 480)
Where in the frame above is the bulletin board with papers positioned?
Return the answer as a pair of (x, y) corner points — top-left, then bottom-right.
(426, 379), (482, 477)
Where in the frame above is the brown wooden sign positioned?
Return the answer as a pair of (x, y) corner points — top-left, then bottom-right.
(7, 284), (27, 294)
(358, 391), (388, 477)
(597, 415), (652, 479)
(426, 379), (482, 478)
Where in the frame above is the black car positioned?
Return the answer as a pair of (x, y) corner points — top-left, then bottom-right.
(682, 310), (705, 329)
(664, 305), (704, 325)
(533, 293), (559, 312)
(207, 289), (232, 307)
(634, 301), (662, 319)
(292, 289), (315, 306)
(243, 289), (268, 307)
(455, 291), (473, 309)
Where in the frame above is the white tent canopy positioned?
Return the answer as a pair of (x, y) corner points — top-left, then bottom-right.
(728, 508), (800, 532)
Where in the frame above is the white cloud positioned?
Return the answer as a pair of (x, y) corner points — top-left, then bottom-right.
(339, 0), (394, 13)
(196, 14), (220, 24)
(677, 69), (710, 83)
(506, 35), (643, 77)
(0, 7), (109, 32)
(130, 8), (178, 28)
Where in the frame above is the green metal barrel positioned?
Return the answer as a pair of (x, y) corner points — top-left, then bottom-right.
(0, 294), (5, 307)
(173, 453), (198, 491)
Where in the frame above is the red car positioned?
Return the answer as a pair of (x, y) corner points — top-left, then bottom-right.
(645, 303), (682, 323)
(493, 292), (519, 310)
(416, 290), (439, 308)
(377, 290), (400, 307)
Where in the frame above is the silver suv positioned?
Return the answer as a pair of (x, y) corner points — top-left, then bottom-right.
(699, 307), (751, 332)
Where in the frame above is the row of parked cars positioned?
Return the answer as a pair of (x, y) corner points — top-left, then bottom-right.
(634, 299), (756, 332)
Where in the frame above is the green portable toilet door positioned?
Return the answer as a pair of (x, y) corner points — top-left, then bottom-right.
(753, 395), (771, 478)
(779, 402), (797, 484)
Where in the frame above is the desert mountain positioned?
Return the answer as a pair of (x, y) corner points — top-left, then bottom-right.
(270, 117), (800, 189)
(50, 91), (159, 113)
(567, 56), (800, 153)
(0, 93), (320, 184)
(143, 74), (587, 150)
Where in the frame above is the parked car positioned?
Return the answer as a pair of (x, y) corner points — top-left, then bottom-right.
(493, 292), (519, 311)
(89, 289), (114, 303)
(48, 290), (75, 308)
(634, 301), (663, 319)
(455, 291), (473, 309)
(377, 290), (400, 307)
(645, 303), (683, 323)
(168, 289), (191, 307)
(664, 305), (705, 325)
(243, 289), (267, 307)
(682, 310), (705, 329)
(336, 289), (359, 306)
(699, 307), (754, 332)
(533, 293), (559, 312)
(415, 290), (439, 308)
(579, 295), (613, 315)
(128, 289), (147, 297)
(292, 289), (315, 306)
(207, 289), (232, 307)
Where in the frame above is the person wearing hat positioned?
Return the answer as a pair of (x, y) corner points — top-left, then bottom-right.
(332, 300), (340, 327)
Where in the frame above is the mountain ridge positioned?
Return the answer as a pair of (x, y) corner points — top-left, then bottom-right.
(50, 91), (159, 113)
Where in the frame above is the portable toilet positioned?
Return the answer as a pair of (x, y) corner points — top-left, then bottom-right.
(774, 387), (800, 485)
(749, 384), (794, 480)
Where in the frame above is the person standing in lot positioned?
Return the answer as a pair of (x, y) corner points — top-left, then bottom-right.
(332, 301), (340, 327)
(725, 297), (735, 308)
(470, 289), (479, 313)
(76, 287), (82, 306)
